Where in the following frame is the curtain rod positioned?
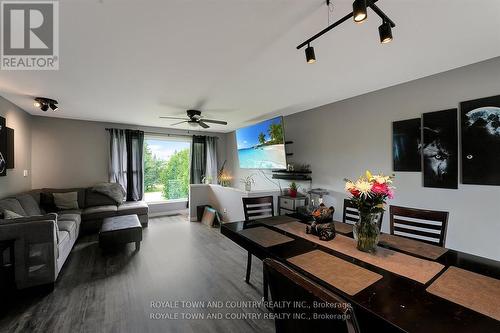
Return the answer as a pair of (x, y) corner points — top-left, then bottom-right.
(105, 128), (219, 139)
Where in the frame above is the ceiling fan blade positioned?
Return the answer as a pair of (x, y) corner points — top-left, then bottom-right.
(201, 119), (227, 125)
(170, 121), (188, 126)
(198, 121), (210, 129)
(159, 116), (188, 120)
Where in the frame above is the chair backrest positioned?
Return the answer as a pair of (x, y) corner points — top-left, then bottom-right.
(263, 258), (360, 333)
(389, 205), (449, 247)
(242, 196), (274, 222)
(342, 199), (384, 230)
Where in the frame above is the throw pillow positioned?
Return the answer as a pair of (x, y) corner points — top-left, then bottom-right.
(53, 192), (79, 210)
(40, 192), (57, 213)
(3, 209), (23, 219)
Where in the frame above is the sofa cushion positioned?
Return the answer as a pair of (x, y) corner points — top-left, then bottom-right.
(0, 198), (26, 217)
(58, 230), (70, 245)
(15, 193), (42, 216)
(59, 209), (82, 215)
(53, 192), (79, 210)
(117, 201), (149, 216)
(82, 205), (117, 221)
(57, 220), (78, 240)
(85, 189), (117, 207)
(58, 213), (81, 226)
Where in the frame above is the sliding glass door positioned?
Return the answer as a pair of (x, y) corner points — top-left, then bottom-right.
(143, 135), (191, 203)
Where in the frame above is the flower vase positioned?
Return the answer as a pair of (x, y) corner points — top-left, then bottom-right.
(353, 212), (381, 253)
(245, 183), (252, 192)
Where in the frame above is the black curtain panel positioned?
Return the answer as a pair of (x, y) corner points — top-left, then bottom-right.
(190, 135), (207, 184)
(125, 130), (144, 201)
(108, 128), (144, 201)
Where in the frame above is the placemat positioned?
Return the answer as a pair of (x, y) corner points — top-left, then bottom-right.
(238, 227), (294, 248)
(379, 233), (448, 260)
(275, 221), (444, 284)
(288, 250), (383, 296)
(426, 266), (500, 321)
(257, 215), (300, 226)
(334, 221), (354, 235)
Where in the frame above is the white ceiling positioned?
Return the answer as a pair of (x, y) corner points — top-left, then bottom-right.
(1, 0), (500, 132)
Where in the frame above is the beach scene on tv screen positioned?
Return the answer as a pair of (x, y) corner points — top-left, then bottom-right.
(236, 117), (287, 169)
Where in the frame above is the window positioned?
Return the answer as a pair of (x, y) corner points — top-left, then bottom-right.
(144, 136), (191, 203)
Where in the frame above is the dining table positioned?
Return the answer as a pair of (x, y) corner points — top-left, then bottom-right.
(220, 215), (500, 333)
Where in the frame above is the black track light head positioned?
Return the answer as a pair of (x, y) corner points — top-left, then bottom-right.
(379, 20), (393, 44)
(353, 0), (367, 23)
(34, 97), (59, 112)
(305, 45), (316, 64)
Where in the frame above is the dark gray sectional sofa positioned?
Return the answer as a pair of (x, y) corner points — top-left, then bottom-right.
(0, 187), (148, 289)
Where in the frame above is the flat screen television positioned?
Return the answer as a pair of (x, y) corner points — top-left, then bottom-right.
(236, 116), (287, 169)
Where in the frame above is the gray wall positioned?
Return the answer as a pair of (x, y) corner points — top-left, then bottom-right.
(226, 56), (500, 260)
(0, 96), (32, 197)
(31, 116), (227, 189)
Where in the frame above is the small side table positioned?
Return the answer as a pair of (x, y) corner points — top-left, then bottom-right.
(278, 195), (307, 215)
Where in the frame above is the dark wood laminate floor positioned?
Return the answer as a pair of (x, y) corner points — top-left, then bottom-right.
(0, 215), (274, 333)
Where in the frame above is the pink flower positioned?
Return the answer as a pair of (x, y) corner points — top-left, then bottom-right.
(371, 182), (391, 196)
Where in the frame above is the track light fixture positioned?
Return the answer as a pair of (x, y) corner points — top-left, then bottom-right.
(378, 20), (392, 44)
(34, 97), (59, 112)
(297, 0), (396, 63)
(305, 44), (316, 64)
(353, 0), (367, 23)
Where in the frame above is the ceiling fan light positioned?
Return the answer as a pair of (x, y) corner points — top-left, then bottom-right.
(305, 45), (316, 64)
(379, 21), (393, 44)
(34, 101), (41, 108)
(40, 103), (49, 112)
(188, 121), (198, 128)
(353, 0), (367, 23)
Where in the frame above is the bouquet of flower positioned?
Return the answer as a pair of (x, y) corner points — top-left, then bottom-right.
(344, 171), (395, 252)
(344, 171), (394, 213)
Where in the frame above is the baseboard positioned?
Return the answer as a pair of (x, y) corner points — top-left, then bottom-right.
(149, 209), (188, 218)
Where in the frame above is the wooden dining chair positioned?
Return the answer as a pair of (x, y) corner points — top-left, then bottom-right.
(242, 196), (274, 300)
(342, 199), (384, 230)
(389, 205), (449, 247)
(263, 258), (361, 333)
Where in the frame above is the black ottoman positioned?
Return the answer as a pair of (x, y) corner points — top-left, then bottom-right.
(99, 214), (143, 251)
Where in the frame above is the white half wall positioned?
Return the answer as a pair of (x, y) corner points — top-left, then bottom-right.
(189, 184), (280, 222)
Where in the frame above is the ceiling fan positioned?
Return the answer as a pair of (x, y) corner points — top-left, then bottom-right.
(160, 109), (228, 129)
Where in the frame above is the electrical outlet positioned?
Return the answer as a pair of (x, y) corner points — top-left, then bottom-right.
(23, 170), (29, 177)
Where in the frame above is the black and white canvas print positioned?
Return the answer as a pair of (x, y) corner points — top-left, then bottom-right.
(392, 118), (421, 171)
(461, 95), (500, 185)
(0, 116), (6, 177)
(422, 109), (458, 189)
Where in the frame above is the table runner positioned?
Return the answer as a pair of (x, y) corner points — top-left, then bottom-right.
(257, 215), (300, 226)
(275, 221), (444, 284)
(426, 266), (500, 321)
(288, 250), (383, 296)
(379, 233), (448, 260)
(238, 227), (294, 248)
(333, 221), (354, 235)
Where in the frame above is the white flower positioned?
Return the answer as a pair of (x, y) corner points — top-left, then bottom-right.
(355, 180), (372, 196)
(372, 174), (393, 184)
(345, 181), (355, 191)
